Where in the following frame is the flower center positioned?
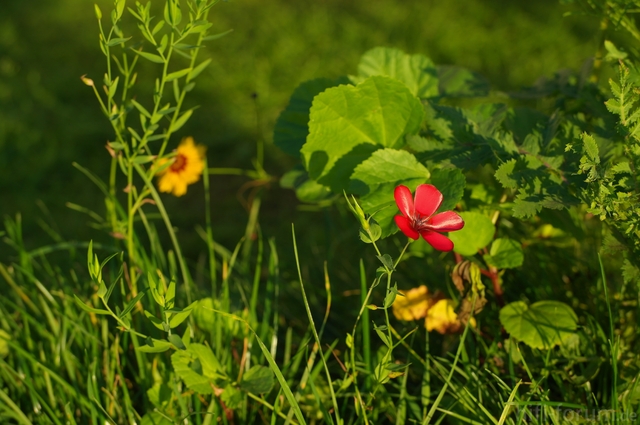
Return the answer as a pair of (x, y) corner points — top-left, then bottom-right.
(412, 214), (432, 232)
(170, 154), (188, 173)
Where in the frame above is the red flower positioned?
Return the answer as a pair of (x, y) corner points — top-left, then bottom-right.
(394, 184), (464, 252)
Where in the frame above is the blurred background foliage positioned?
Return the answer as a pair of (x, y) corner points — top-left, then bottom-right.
(0, 0), (599, 255)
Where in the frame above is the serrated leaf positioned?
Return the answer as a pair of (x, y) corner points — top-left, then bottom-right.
(449, 211), (494, 256)
(302, 76), (424, 192)
(356, 47), (439, 98)
(500, 301), (578, 349)
(430, 167), (465, 211)
(274, 78), (340, 156)
(240, 365), (274, 394)
(484, 238), (523, 269)
(512, 195), (542, 218)
(582, 133), (599, 163)
(495, 159), (518, 189)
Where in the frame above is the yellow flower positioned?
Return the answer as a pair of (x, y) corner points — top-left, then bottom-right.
(157, 137), (206, 197)
(425, 299), (475, 334)
(392, 285), (436, 321)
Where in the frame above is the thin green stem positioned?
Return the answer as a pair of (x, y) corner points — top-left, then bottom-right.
(292, 224), (341, 425)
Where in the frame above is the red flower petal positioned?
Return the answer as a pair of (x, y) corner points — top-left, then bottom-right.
(414, 184), (443, 218)
(421, 230), (454, 252)
(395, 215), (420, 240)
(394, 185), (414, 218)
(428, 211), (465, 232)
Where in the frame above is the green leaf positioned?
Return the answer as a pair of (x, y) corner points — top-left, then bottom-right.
(221, 386), (243, 409)
(499, 301), (578, 349)
(436, 65), (490, 97)
(374, 324), (391, 347)
(168, 333), (186, 350)
(189, 343), (221, 376)
(132, 155), (156, 165)
(165, 279), (176, 309)
(383, 283), (400, 309)
(274, 78), (340, 156)
(377, 254), (395, 271)
(165, 68), (191, 82)
(355, 47), (439, 98)
(202, 28), (234, 41)
(449, 211), (494, 256)
(429, 167), (465, 211)
(295, 178), (333, 203)
(188, 59), (212, 81)
(119, 290), (146, 318)
(582, 133), (599, 163)
(169, 109), (193, 133)
(483, 238), (524, 269)
(349, 149), (430, 195)
(73, 295), (110, 315)
(171, 350), (213, 394)
(302, 76), (424, 191)
(359, 220), (382, 243)
(134, 50), (165, 64)
(495, 159), (518, 189)
(144, 310), (165, 330)
(350, 149), (430, 237)
(130, 99), (151, 118)
(240, 365), (274, 394)
(107, 37), (131, 47)
(168, 304), (195, 328)
(604, 40), (628, 61)
(141, 412), (173, 425)
(138, 338), (172, 353)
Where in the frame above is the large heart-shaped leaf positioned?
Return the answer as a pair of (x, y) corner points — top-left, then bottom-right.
(355, 47), (439, 98)
(301, 75), (424, 192)
(500, 301), (578, 349)
(273, 78), (342, 157)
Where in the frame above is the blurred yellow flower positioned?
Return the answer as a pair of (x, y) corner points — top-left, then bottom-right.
(425, 299), (475, 334)
(157, 137), (206, 197)
(392, 285), (435, 321)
